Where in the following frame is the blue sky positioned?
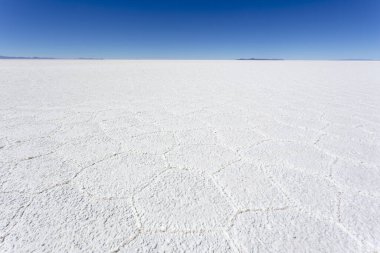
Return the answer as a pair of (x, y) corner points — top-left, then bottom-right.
(1, 0), (379, 59)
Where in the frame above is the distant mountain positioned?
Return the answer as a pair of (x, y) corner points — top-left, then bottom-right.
(237, 58), (379, 61)
(0, 55), (103, 60)
(0, 55), (56, 59)
(237, 58), (284, 61)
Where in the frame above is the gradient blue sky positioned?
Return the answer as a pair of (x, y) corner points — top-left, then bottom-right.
(1, 0), (379, 59)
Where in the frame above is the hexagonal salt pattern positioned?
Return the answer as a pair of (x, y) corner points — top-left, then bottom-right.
(1, 60), (379, 252)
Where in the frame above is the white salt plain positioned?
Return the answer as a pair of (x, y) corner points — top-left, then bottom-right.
(0, 60), (379, 252)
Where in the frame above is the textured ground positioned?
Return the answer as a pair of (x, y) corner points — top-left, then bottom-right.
(0, 60), (379, 252)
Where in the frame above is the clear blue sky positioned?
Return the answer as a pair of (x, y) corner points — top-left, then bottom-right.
(1, 0), (379, 59)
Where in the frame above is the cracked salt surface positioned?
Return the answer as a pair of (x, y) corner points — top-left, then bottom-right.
(0, 60), (379, 252)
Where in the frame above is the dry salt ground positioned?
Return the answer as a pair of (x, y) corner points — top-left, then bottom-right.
(0, 60), (379, 252)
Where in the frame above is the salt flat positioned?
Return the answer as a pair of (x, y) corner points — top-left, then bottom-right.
(0, 60), (379, 252)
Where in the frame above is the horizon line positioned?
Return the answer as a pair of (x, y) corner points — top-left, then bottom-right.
(1, 55), (379, 61)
